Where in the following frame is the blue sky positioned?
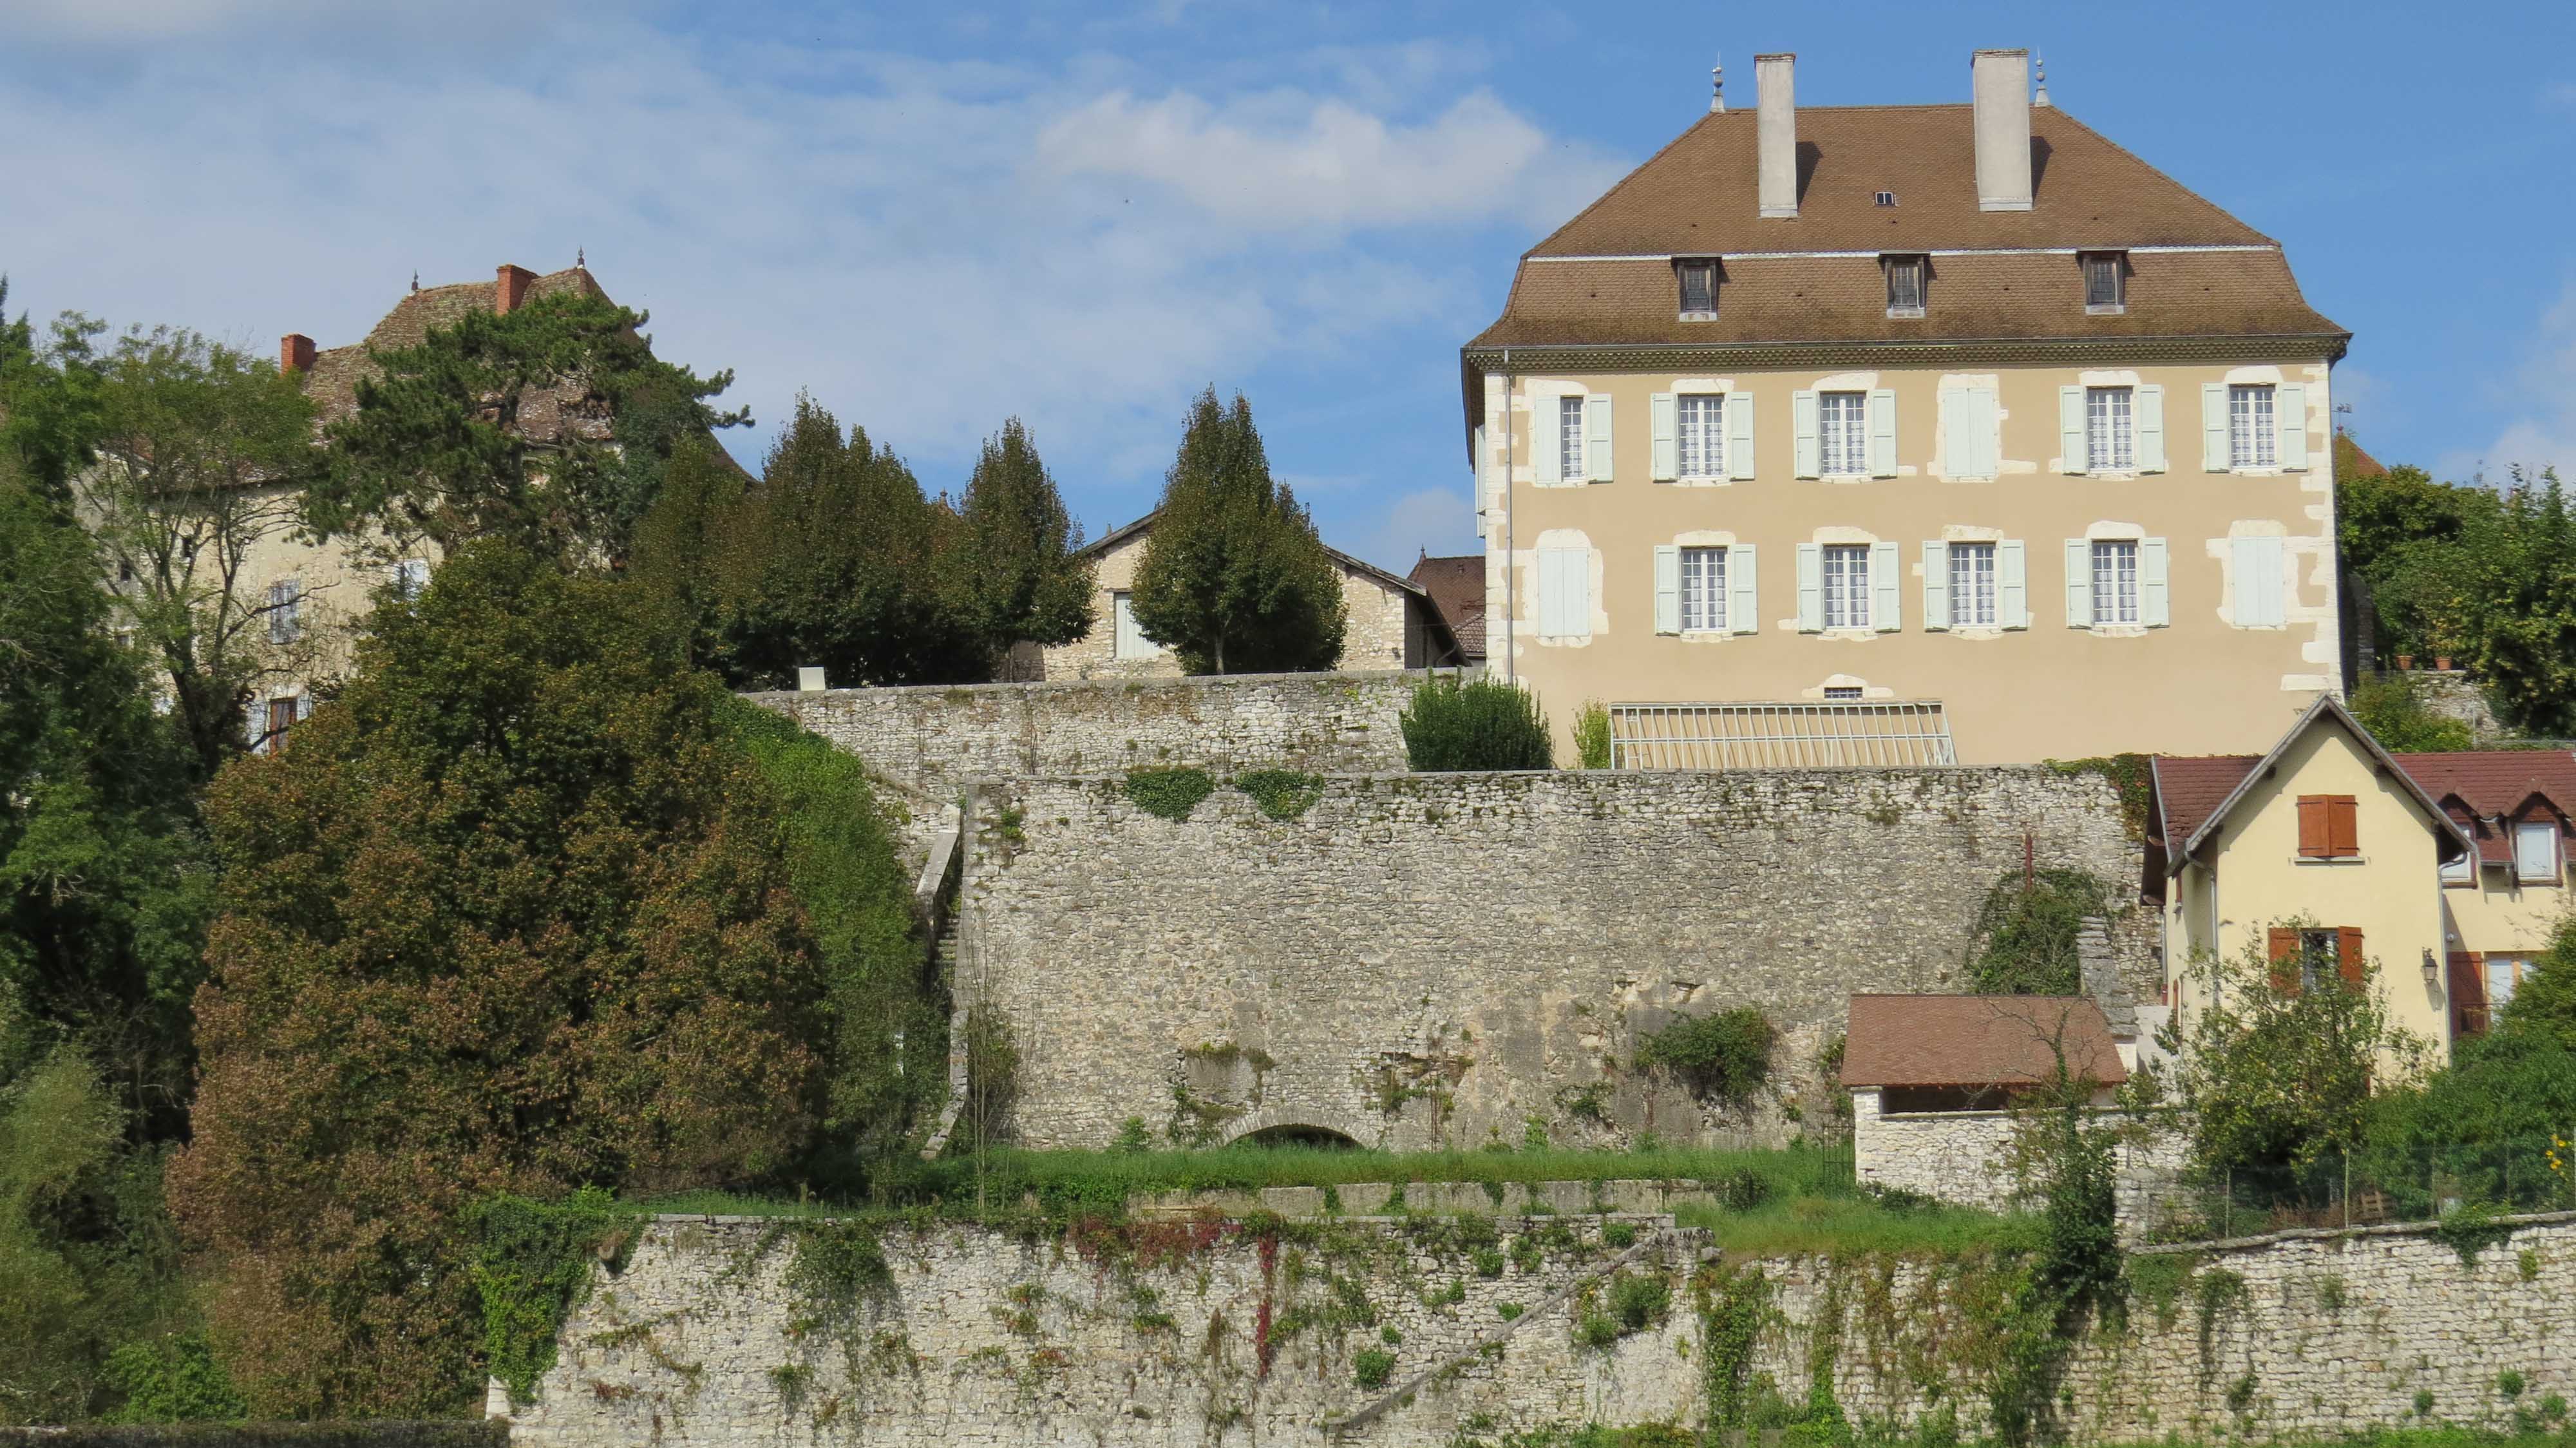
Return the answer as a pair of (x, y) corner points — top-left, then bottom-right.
(5, 0), (2571, 569)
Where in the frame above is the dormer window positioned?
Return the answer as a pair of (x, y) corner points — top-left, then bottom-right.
(1676, 258), (1719, 320)
(2082, 251), (2127, 314)
(1884, 254), (1926, 319)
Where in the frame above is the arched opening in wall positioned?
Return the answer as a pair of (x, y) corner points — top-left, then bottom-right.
(1234, 1124), (1362, 1150)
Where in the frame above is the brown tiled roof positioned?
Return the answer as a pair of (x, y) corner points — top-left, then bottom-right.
(2397, 751), (2576, 864)
(1466, 104), (2342, 356)
(2336, 434), (2389, 479)
(1841, 994), (2126, 1088)
(299, 267), (606, 426)
(1406, 553), (1486, 662)
(2150, 755), (2257, 850)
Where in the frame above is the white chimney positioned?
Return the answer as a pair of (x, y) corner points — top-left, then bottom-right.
(1972, 48), (2034, 212)
(1756, 53), (1797, 219)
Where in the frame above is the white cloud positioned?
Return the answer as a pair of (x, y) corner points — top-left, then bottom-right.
(2439, 280), (2576, 483)
(1037, 88), (1618, 231)
(0, 21), (1598, 533)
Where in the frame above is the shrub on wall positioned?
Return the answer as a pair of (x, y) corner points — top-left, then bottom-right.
(1124, 767), (1215, 821)
(1399, 676), (1553, 772)
(1233, 769), (1325, 821)
(1572, 700), (1613, 770)
(1966, 868), (2112, 995)
(1634, 1009), (1776, 1107)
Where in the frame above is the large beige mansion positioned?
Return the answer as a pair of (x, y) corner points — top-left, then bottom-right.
(1463, 50), (2350, 765)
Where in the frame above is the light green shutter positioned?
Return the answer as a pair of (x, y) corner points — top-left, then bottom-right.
(1727, 392), (1757, 479)
(1793, 390), (1821, 478)
(1533, 397), (1562, 485)
(1653, 545), (1681, 634)
(2231, 536), (2286, 627)
(1795, 543), (1823, 632)
(2141, 537), (2170, 626)
(1867, 388), (1898, 477)
(1923, 540), (1951, 630)
(1940, 390), (1974, 477)
(2136, 385), (2167, 472)
(1998, 540), (2029, 628)
(1585, 394), (1614, 482)
(2202, 383), (2230, 472)
(1650, 393), (1678, 481)
(2060, 386), (2088, 475)
(1973, 388), (2001, 478)
(2065, 539), (2092, 627)
(1871, 540), (1900, 631)
(2277, 383), (2309, 470)
(1730, 544), (1759, 633)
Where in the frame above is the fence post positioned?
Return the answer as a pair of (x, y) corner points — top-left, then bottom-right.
(2342, 1153), (2351, 1231)
(2224, 1168), (2233, 1238)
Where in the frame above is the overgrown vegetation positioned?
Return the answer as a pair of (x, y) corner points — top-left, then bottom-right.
(471, 1189), (635, 1404)
(1233, 769), (1325, 821)
(1124, 767), (1216, 822)
(1633, 1009), (1775, 1108)
(1966, 868), (2112, 995)
(2350, 671), (2478, 752)
(2041, 754), (2152, 839)
(1572, 700), (1613, 770)
(1399, 676), (1553, 772)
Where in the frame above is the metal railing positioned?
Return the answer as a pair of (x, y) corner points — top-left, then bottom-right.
(2133, 1138), (2576, 1241)
(1608, 701), (1958, 770)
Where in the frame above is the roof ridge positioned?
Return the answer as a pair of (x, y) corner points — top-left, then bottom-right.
(2036, 107), (2278, 249)
(1519, 110), (1725, 263)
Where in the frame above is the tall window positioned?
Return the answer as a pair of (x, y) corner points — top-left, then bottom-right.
(1679, 546), (1727, 631)
(2229, 385), (2277, 468)
(1676, 394), (1725, 479)
(1949, 542), (1998, 627)
(2488, 955), (2537, 1008)
(2516, 820), (2561, 884)
(2085, 386), (2135, 472)
(267, 577), (302, 645)
(2090, 540), (2139, 625)
(1822, 544), (1871, 629)
(1677, 258), (1718, 317)
(1817, 392), (1868, 476)
(2296, 928), (2340, 991)
(2082, 251), (2126, 312)
(1884, 254), (1926, 318)
(1559, 397), (1586, 482)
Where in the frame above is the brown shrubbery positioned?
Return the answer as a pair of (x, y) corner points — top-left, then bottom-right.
(169, 542), (830, 1416)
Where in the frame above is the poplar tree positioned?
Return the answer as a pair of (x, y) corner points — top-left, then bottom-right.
(1128, 388), (1345, 674)
(951, 417), (1093, 663)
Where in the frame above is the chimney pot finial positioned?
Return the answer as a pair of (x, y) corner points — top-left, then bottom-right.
(1710, 55), (1724, 113)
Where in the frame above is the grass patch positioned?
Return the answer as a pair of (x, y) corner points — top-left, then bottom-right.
(1669, 1192), (2025, 1257)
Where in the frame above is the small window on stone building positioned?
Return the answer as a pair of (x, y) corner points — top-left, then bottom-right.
(2082, 251), (2126, 313)
(1676, 258), (1719, 319)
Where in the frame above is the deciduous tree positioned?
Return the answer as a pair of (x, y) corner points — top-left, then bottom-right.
(1128, 388), (1345, 674)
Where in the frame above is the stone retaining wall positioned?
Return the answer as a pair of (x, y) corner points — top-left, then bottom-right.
(1847, 1091), (2190, 1236)
(960, 768), (2144, 1152)
(507, 1211), (2576, 1447)
(749, 671), (1421, 802)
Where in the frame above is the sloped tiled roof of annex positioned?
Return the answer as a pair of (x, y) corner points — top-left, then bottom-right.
(2146, 696), (2474, 871)
(1840, 995), (2126, 1089)
(1468, 104), (2343, 353)
(1407, 554), (1487, 661)
(299, 267), (605, 425)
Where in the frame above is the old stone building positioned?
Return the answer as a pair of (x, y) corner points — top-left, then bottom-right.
(1036, 510), (1463, 680)
(1463, 50), (2349, 764)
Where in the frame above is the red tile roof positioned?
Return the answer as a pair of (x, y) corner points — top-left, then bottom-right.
(1841, 995), (2126, 1089)
(2397, 751), (2576, 864)
(1406, 553), (1486, 662)
(2150, 756), (2257, 849)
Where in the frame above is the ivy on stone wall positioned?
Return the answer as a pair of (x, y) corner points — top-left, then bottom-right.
(2042, 754), (2152, 840)
(473, 1188), (638, 1404)
(1124, 767), (1215, 821)
(1634, 1009), (1776, 1108)
(1966, 868), (2112, 996)
(1233, 770), (1325, 821)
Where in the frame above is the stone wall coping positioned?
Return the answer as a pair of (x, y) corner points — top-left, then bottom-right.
(746, 668), (1434, 704)
(2131, 1205), (2576, 1257)
(636, 1208), (1686, 1228)
(1875, 1109), (2017, 1122)
(988, 763), (2106, 787)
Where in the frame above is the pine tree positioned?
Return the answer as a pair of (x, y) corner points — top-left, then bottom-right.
(951, 418), (1093, 663)
(1128, 388), (1346, 674)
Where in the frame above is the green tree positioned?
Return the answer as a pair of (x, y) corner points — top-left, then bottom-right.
(2347, 672), (2476, 752)
(306, 290), (746, 565)
(0, 462), (214, 1133)
(1966, 870), (2113, 996)
(169, 540), (829, 1417)
(949, 417), (1093, 664)
(0, 280), (107, 494)
(621, 434), (747, 670)
(1128, 388), (1346, 674)
(705, 395), (980, 687)
(71, 328), (323, 781)
(2458, 468), (2576, 736)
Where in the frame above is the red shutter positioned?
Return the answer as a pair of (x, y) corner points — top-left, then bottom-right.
(2327, 797), (2360, 858)
(2336, 927), (2365, 989)
(2448, 952), (2488, 1036)
(2268, 927), (2300, 995)
(2297, 797), (2329, 857)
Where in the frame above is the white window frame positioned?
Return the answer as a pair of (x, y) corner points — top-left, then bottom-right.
(2487, 955), (2535, 1008)
(267, 577), (303, 645)
(1884, 255), (1926, 319)
(1949, 542), (1998, 627)
(2228, 385), (2277, 470)
(2085, 386), (2135, 473)
(1821, 544), (1871, 630)
(2441, 827), (2475, 884)
(1817, 392), (1868, 477)
(1676, 394), (1725, 481)
(1558, 396), (1586, 482)
(1677, 258), (1718, 319)
(1112, 591), (1164, 660)
(1679, 546), (1727, 633)
(2515, 819), (2561, 884)
(2090, 540), (2140, 626)
(2082, 252), (2126, 314)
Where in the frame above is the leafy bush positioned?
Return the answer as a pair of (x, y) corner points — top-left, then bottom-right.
(1233, 769), (1325, 821)
(2351, 672), (2477, 752)
(1607, 1273), (1670, 1331)
(1634, 1009), (1776, 1107)
(1124, 767), (1215, 821)
(1399, 676), (1553, 772)
(1966, 869), (2111, 995)
(1572, 700), (1613, 769)
(1352, 1347), (1396, 1389)
(101, 1333), (247, 1425)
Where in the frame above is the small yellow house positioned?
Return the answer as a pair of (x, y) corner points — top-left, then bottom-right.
(2144, 696), (2476, 1062)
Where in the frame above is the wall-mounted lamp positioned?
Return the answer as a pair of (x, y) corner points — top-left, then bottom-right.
(2422, 948), (2440, 989)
